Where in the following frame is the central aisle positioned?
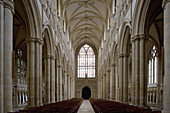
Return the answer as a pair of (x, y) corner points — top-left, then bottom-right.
(77, 100), (95, 113)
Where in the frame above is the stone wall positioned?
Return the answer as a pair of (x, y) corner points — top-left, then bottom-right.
(75, 78), (97, 98)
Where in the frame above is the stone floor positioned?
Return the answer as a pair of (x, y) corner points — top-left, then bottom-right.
(77, 100), (95, 113)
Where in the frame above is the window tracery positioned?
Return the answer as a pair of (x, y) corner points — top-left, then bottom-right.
(148, 45), (157, 84)
(77, 44), (95, 78)
(16, 45), (27, 84)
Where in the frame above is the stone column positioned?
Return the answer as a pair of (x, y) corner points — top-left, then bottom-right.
(99, 76), (103, 98)
(98, 78), (100, 98)
(105, 73), (107, 99)
(69, 76), (71, 98)
(50, 55), (55, 102)
(105, 73), (108, 99)
(103, 74), (106, 98)
(134, 35), (140, 105)
(155, 55), (160, 105)
(115, 65), (118, 101)
(123, 54), (128, 102)
(19, 91), (21, 105)
(39, 40), (43, 105)
(131, 38), (135, 104)
(119, 54), (123, 102)
(57, 65), (60, 101)
(3, 0), (14, 112)
(111, 63), (116, 100)
(27, 38), (35, 107)
(26, 39), (30, 106)
(46, 55), (50, 103)
(139, 35), (146, 107)
(163, 1), (170, 112)
(100, 78), (102, 98)
(55, 63), (58, 101)
(153, 93), (156, 104)
(106, 69), (110, 99)
(101, 77), (103, 98)
(60, 66), (63, 101)
(15, 88), (18, 106)
(68, 74), (71, 99)
(110, 69), (112, 100)
(35, 40), (40, 106)
(70, 78), (73, 98)
(21, 92), (23, 104)
(64, 71), (67, 100)
(72, 73), (75, 97)
(0, 1), (4, 112)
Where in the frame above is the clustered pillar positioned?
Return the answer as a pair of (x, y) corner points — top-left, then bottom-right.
(26, 38), (43, 107)
(64, 70), (67, 100)
(45, 55), (50, 104)
(130, 35), (147, 106)
(0, 0), (14, 113)
(59, 66), (63, 101)
(163, 0), (170, 112)
(57, 65), (61, 101)
(123, 54), (128, 102)
(118, 54), (123, 102)
(50, 55), (55, 103)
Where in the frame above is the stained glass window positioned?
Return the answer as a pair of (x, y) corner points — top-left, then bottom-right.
(78, 44), (95, 78)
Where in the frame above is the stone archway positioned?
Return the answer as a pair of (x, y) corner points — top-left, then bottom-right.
(82, 86), (91, 99)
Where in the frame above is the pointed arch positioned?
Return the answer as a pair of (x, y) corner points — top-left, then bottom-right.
(22, 0), (42, 38)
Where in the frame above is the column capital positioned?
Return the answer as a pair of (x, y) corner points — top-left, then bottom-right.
(44, 55), (56, 59)
(26, 37), (35, 43)
(35, 38), (44, 45)
(118, 54), (124, 58)
(57, 65), (61, 68)
(111, 63), (117, 67)
(131, 35), (140, 42)
(44, 55), (51, 59)
(3, 0), (15, 14)
(162, 0), (170, 9)
(107, 69), (111, 72)
(50, 55), (56, 60)
(139, 34), (148, 40)
(123, 53), (129, 57)
(103, 73), (106, 76)
(26, 37), (44, 45)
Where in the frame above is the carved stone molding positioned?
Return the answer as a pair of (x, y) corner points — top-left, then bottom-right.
(162, 0), (170, 9)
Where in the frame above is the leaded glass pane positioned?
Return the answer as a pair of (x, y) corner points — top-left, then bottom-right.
(77, 44), (95, 78)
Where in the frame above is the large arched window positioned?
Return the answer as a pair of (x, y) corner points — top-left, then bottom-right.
(78, 44), (95, 78)
(148, 45), (158, 84)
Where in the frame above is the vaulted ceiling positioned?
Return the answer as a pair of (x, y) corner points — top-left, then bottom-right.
(62, 0), (112, 50)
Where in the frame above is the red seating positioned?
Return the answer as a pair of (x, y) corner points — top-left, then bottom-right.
(89, 98), (159, 113)
(9, 98), (83, 113)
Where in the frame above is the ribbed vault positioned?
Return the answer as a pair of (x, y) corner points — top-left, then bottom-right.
(62, 0), (111, 50)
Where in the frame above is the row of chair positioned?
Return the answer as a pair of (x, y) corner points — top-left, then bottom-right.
(10, 98), (83, 113)
(89, 98), (159, 113)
